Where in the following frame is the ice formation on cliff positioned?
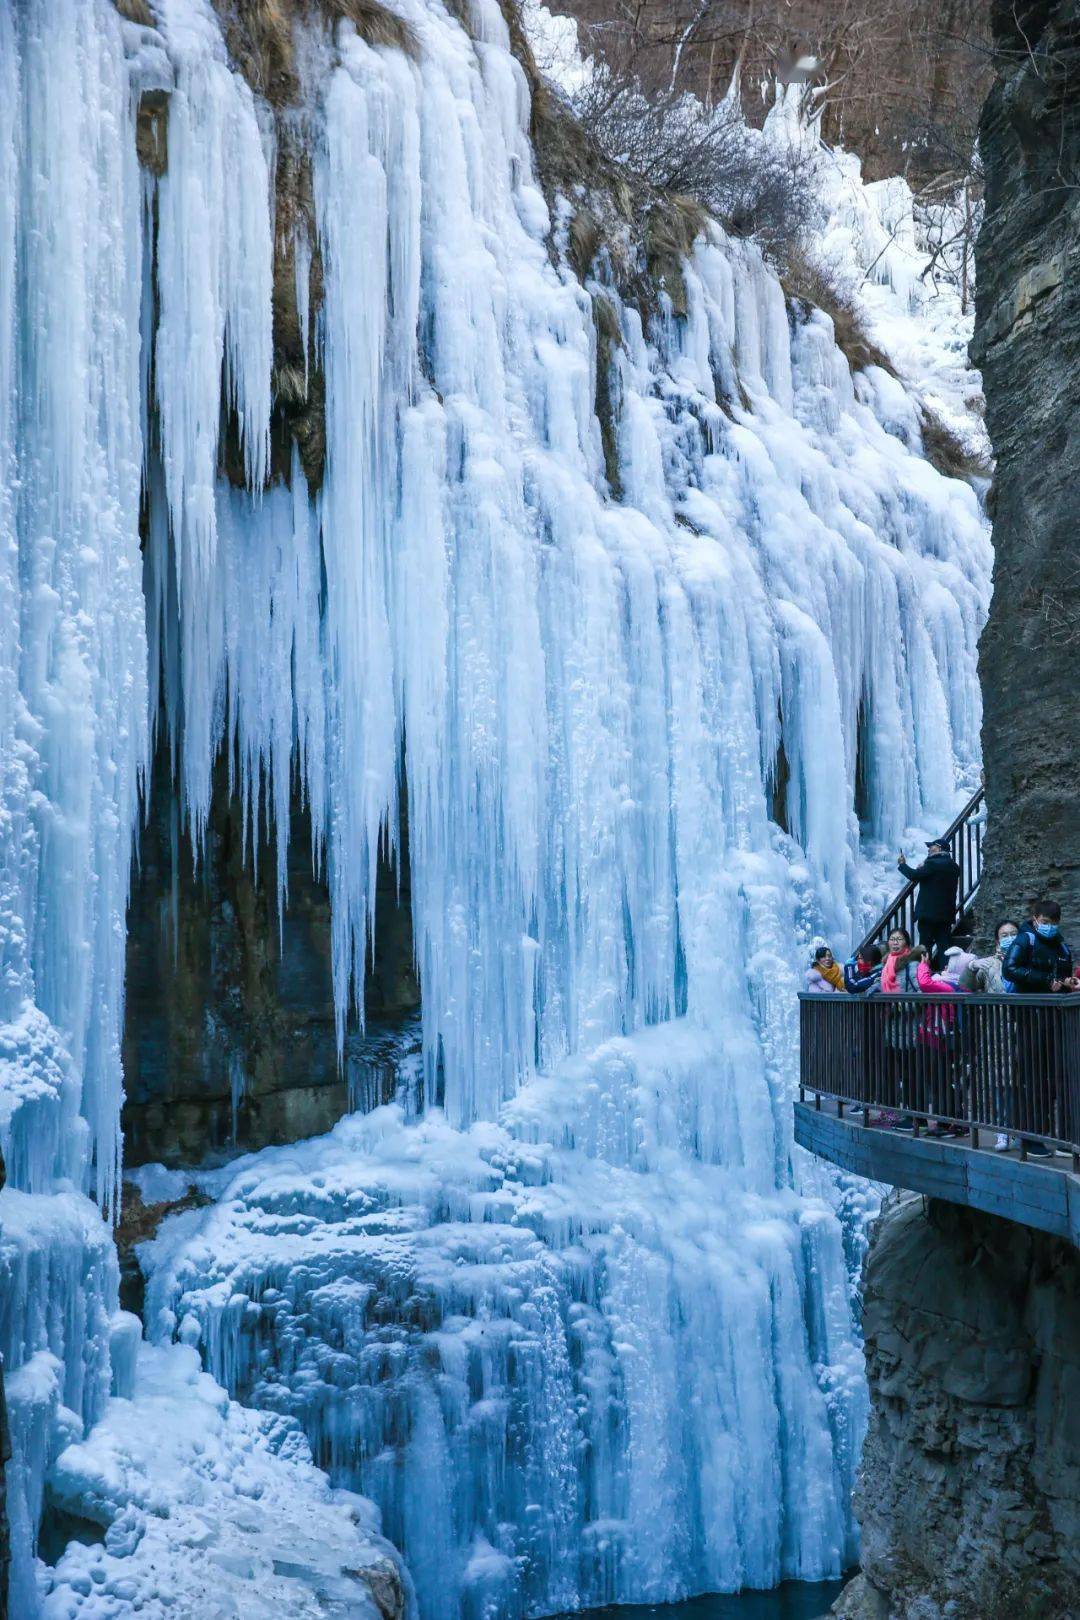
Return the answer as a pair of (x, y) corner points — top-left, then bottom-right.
(38, 1342), (409, 1620)
(142, 1041), (866, 1616)
(0, 0), (990, 1614)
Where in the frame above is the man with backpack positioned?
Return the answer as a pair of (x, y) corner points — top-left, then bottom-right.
(1001, 900), (1073, 993)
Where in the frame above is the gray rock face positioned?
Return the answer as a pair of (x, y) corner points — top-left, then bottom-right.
(972, 0), (1080, 934)
(834, 1194), (1080, 1620)
(122, 746), (420, 1167)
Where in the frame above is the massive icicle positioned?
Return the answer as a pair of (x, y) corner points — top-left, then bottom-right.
(0, 2), (150, 1606)
(0, 0), (148, 1214)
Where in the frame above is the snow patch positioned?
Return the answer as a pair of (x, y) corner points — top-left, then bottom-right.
(40, 1342), (412, 1620)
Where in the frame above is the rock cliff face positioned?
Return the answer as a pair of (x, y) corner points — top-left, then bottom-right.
(973, 0), (1080, 933)
(835, 1195), (1080, 1620)
(835, 10), (1080, 1617)
(122, 744), (420, 1167)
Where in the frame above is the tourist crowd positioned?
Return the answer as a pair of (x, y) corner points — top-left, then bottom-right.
(804, 837), (1075, 1155)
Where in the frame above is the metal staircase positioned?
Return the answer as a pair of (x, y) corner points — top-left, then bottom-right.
(855, 783), (986, 958)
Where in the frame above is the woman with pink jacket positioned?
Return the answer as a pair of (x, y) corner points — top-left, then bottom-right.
(880, 931), (965, 1134)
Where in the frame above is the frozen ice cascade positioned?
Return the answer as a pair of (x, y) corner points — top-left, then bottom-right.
(0, 0), (991, 1615)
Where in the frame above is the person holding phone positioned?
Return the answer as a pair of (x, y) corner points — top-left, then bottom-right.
(897, 838), (961, 970)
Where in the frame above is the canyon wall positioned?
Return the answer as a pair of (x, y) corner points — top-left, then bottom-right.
(973, 0), (1080, 933)
(835, 1195), (1079, 1620)
(834, 11), (1080, 1617)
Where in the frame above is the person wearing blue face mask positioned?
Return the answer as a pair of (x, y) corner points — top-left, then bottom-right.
(1001, 900), (1072, 994)
(1001, 900), (1073, 1156)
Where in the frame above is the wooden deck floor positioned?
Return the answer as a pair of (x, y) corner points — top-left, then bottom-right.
(795, 1097), (1080, 1246)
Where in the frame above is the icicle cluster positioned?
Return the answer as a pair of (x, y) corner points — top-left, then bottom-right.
(142, 0), (987, 1131)
(0, 2), (151, 1605)
(0, 0), (990, 1612)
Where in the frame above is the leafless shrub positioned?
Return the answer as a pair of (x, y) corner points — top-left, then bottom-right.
(560, 0), (991, 191)
(567, 60), (825, 259)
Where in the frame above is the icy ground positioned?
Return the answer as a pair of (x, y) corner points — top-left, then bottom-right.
(39, 1343), (410, 1620)
(1, 0), (988, 1614)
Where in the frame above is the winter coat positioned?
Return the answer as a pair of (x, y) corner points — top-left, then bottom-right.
(884, 956), (950, 996)
(898, 852), (961, 923)
(882, 953), (923, 1047)
(844, 955), (883, 995)
(914, 960), (964, 1050)
(1001, 922), (1073, 993)
(881, 953), (959, 1047)
(805, 966), (842, 995)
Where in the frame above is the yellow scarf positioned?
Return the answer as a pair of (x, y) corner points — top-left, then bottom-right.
(817, 958), (845, 991)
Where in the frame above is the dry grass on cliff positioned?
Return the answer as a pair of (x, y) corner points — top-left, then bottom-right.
(918, 407), (991, 484)
(780, 247), (898, 376)
(528, 65), (709, 314)
(223, 0), (418, 105)
(113, 0), (156, 23)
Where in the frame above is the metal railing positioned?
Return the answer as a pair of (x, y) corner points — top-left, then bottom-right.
(799, 991), (1080, 1165)
(855, 783), (985, 959)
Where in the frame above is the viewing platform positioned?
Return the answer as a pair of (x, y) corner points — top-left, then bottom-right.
(796, 992), (1080, 1247)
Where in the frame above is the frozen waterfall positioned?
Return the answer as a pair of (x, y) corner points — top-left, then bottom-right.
(0, 0), (990, 1614)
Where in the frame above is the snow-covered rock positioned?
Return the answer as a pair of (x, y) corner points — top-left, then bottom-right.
(40, 1342), (411, 1620)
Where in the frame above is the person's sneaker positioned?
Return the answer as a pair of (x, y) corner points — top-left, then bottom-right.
(1023, 1139), (1052, 1158)
(994, 1133), (1010, 1152)
(893, 1115), (915, 1131)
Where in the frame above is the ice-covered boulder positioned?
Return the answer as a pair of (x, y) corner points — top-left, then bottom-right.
(40, 1342), (411, 1620)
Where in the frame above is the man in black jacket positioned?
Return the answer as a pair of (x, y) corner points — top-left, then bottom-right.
(1000, 901), (1073, 1156)
(897, 839), (960, 969)
(1001, 901), (1073, 992)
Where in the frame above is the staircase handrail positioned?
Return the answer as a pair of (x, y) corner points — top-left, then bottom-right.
(855, 782), (986, 959)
